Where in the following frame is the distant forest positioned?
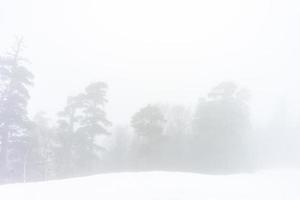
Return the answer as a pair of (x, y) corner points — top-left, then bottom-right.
(0, 40), (287, 184)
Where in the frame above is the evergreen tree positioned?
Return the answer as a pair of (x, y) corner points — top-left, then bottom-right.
(192, 82), (251, 173)
(55, 82), (111, 177)
(0, 39), (34, 182)
(131, 104), (166, 169)
(131, 105), (165, 137)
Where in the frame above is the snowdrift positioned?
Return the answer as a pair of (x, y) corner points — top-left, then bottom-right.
(0, 170), (300, 200)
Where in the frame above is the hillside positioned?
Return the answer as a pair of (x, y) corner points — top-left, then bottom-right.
(1, 170), (300, 200)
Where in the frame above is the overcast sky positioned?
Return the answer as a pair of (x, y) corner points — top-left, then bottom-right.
(1, 0), (300, 125)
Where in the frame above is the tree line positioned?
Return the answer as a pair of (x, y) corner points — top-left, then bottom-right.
(0, 41), (253, 184)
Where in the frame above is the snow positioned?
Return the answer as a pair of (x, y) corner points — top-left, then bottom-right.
(0, 170), (300, 200)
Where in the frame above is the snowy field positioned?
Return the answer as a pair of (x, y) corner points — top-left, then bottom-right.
(0, 170), (300, 200)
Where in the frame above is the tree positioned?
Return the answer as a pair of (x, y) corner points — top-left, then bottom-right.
(0, 39), (34, 182)
(105, 125), (131, 171)
(131, 105), (165, 137)
(55, 82), (111, 178)
(192, 82), (251, 173)
(55, 96), (80, 178)
(131, 104), (166, 169)
(162, 105), (192, 169)
(25, 112), (56, 181)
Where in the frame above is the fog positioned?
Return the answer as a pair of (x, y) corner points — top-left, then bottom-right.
(1, 0), (300, 183)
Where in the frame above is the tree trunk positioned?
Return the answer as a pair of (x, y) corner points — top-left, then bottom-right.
(0, 129), (9, 183)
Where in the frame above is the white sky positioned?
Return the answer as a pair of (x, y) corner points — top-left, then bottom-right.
(1, 0), (300, 125)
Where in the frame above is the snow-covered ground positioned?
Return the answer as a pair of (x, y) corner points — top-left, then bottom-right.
(0, 170), (300, 200)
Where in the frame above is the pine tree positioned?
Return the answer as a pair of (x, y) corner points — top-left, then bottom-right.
(192, 82), (250, 173)
(0, 39), (34, 183)
(131, 104), (166, 169)
(55, 82), (111, 177)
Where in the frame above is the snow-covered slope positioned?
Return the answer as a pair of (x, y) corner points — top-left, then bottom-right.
(0, 170), (300, 200)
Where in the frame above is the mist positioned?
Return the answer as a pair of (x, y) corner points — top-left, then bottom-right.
(1, 0), (300, 184)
